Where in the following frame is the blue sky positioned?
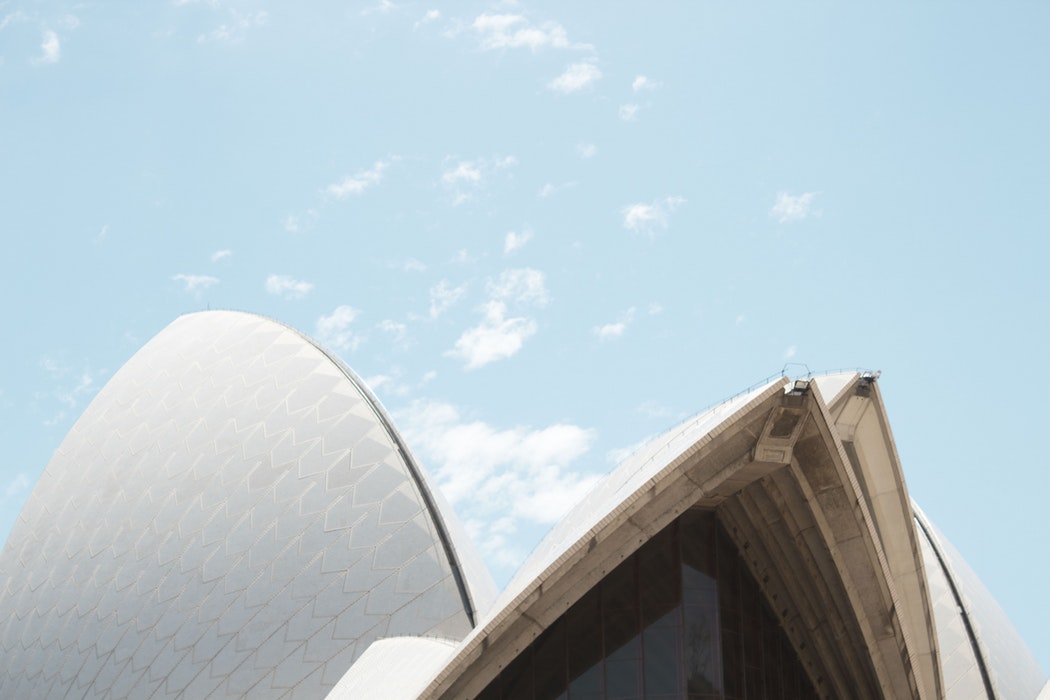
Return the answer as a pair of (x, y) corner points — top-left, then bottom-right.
(2, 0), (1047, 674)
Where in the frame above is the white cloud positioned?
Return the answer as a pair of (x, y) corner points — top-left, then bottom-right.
(770, 191), (819, 223)
(265, 274), (313, 300)
(538, 181), (575, 198)
(472, 13), (577, 51)
(196, 10), (268, 44)
(37, 30), (60, 64)
(648, 303), (663, 316)
(401, 258), (427, 272)
(171, 273), (219, 297)
(632, 75), (659, 92)
(593, 306), (635, 341)
(784, 344), (798, 359)
(361, 0), (397, 16)
(394, 398), (598, 572)
(594, 322), (626, 340)
(326, 159), (393, 199)
(446, 301), (537, 369)
(577, 142), (597, 159)
(94, 224), (109, 244)
(284, 209), (318, 234)
(378, 319), (408, 344)
(504, 229), (532, 255)
(441, 160), (482, 186)
(446, 268), (549, 369)
(440, 156), (516, 205)
(414, 9), (440, 28)
(488, 267), (549, 306)
(316, 306), (360, 352)
(429, 279), (467, 318)
(621, 196), (686, 236)
(450, 249), (475, 265)
(618, 103), (640, 121)
(548, 61), (601, 93)
(0, 11), (29, 32)
(210, 249), (232, 262)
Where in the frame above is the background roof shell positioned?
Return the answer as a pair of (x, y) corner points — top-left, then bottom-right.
(0, 310), (493, 699)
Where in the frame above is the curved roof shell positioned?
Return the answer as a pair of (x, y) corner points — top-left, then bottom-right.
(0, 311), (494, 699)
(916, 505), (1046, 700)
(421, 374), (948, 699)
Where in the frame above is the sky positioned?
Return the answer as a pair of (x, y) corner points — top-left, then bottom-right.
(1, 0), (1048, 676)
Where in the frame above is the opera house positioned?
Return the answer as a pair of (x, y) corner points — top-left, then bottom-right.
(0, 310), (1045, 699)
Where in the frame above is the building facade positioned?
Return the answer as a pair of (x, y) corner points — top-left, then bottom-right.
(0, 311), (1045, 699)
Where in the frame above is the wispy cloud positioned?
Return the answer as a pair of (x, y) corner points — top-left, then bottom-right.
(488, 267), (550, 306)
(632, 75), (659, 92)
(361, 0), (397, 16)
(36, 30), (60, 64)
(621, 196), (686, 236)
(770, 191), (819, 223)
(284, 209), (318, 234)
(196, 10), (268, 44)
(441, 160), (482, 187)
(37, 358), (106, 426)
(593, 306), (636, 341)
(171, 273), (219, 297)
(0, 11), (29, 32)
(577, 142), (597, 159)
(394, 398), (598, 573)
(472, 13), (584, 52)
(315, 306), (360, 352)
(414, 8), (440, 29)
(265, 274), (313, 300)
(538, 181), (575, 198)
(400, 258), (427, 272)
(446, 268), (549, 369)
(377, 319), (409, 348)
(504, 229), (532, 255)
(326, 159), (395, 199)
(210, 249), (232, 263)
(618, 103), (640, 121)
(429, 280), (467, 318)
(446, 301), (537, 369)
(440, 155), (516, 205)
(548, 61), (601, 93)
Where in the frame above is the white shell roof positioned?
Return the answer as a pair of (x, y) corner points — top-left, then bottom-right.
(915, 505), (1047, 700)
(496, 376), (786, 613)
(0, 311), (493, 699)
(415, 377), (789, 697)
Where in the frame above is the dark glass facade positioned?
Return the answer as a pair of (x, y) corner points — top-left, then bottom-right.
(477, 510), (819, 700)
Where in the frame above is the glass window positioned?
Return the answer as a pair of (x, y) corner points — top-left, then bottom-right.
(476, 511), (819, 700)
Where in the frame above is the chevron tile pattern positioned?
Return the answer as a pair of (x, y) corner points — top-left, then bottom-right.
(0, 311), (474, 699)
